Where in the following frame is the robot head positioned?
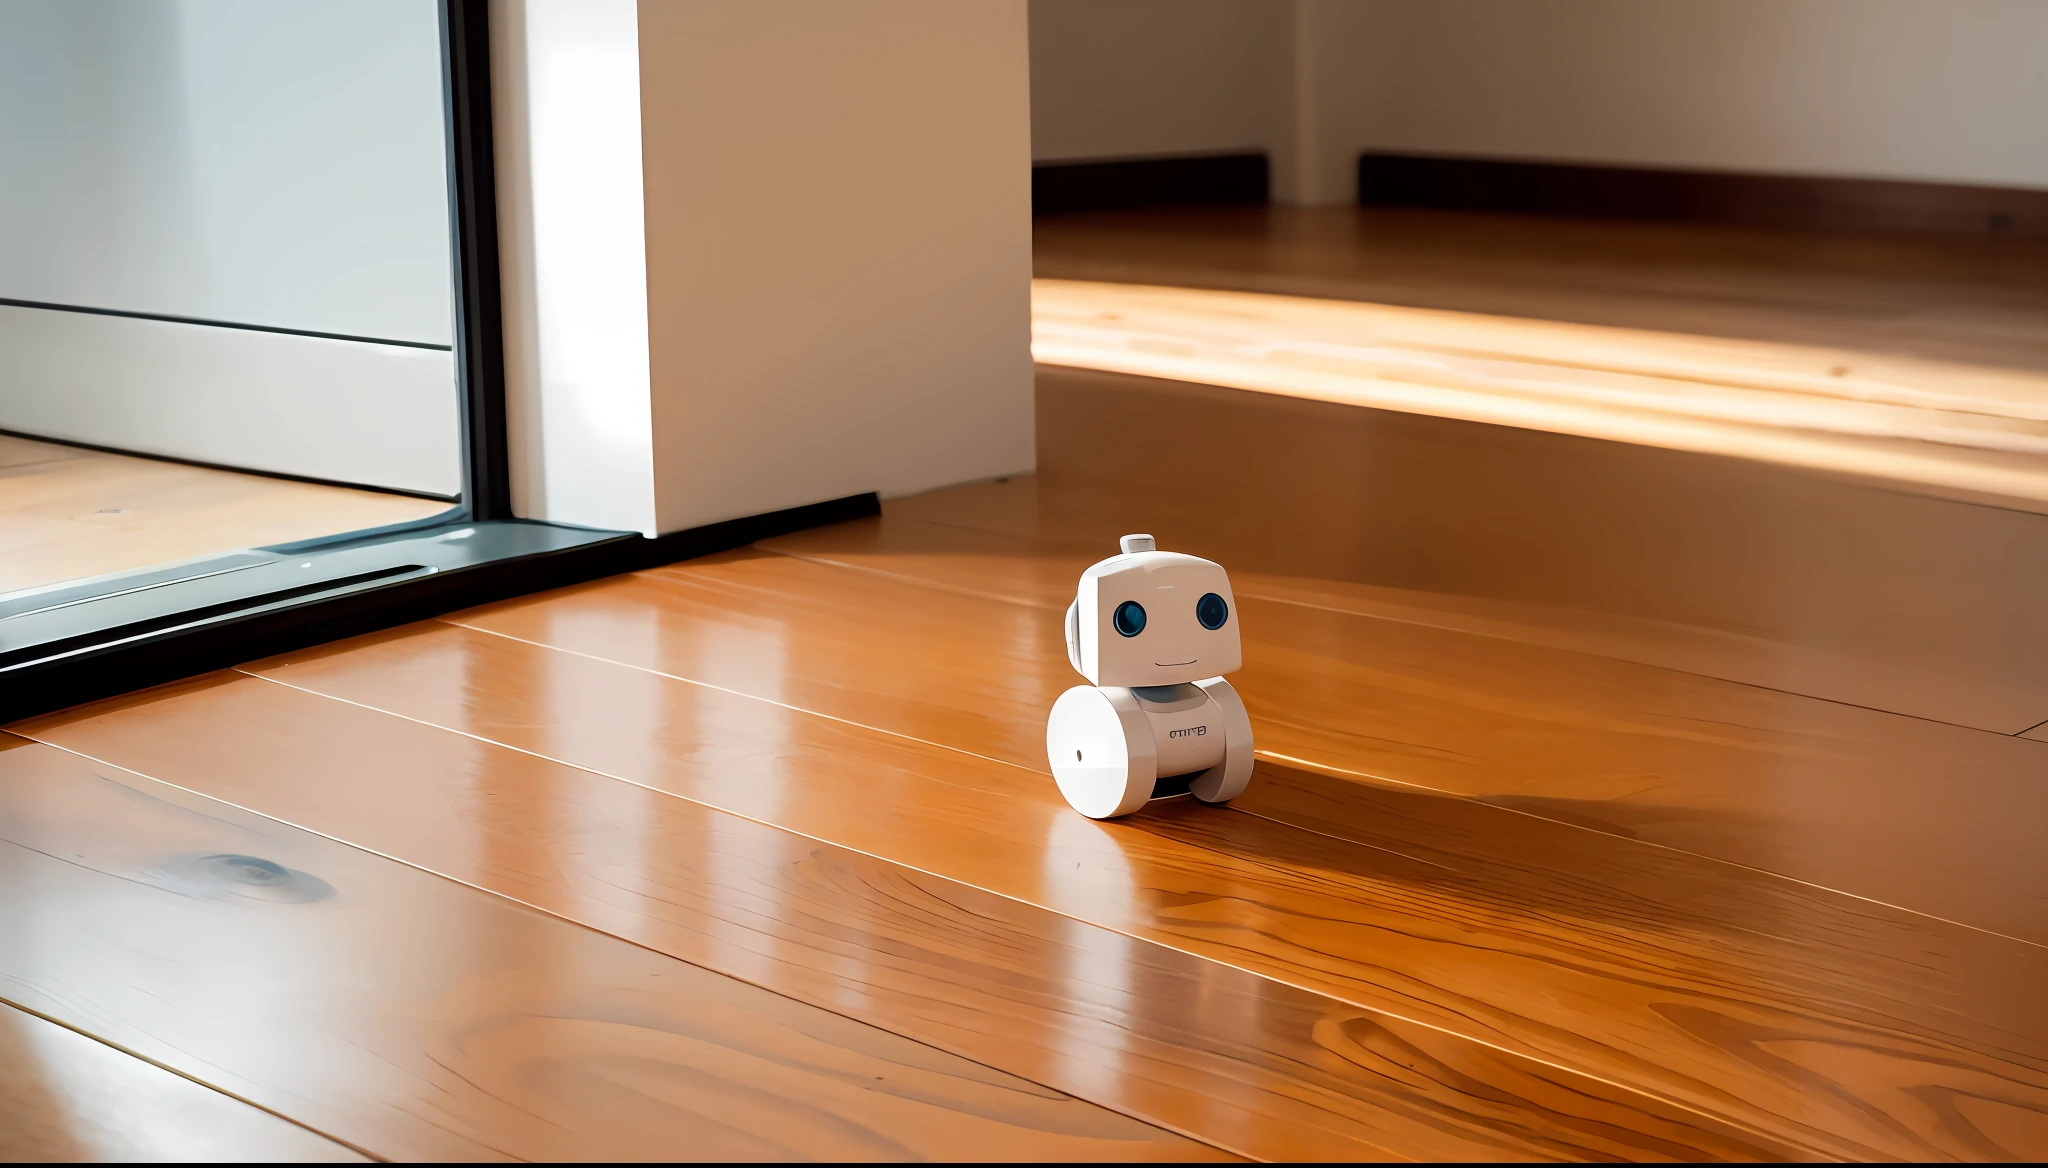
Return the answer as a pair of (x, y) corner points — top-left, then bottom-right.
(1065, 534), (1241, 687)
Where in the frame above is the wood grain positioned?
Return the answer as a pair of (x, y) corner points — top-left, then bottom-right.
(0, 434), (89, 471)
(1033, 277), (2048, 511)
(10, 197), (2039, 1167)
(0, 433), (449, 596)
(1018, 366), (2048, 736)
(0, 731), (1219, 1163)
(1031, 210), (2048, 735)
(771, 498), (2048, 736)
(0, 1000), (365, 1163)
(656, 533), (2048, 948)
(1034, 205), (2048, 376)
(19, 671), (1796, 1163)
(86, 604), (2048, 1158)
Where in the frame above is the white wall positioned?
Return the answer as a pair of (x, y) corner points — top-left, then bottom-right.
(0, 0), (454, 343)
(637, 0), (1035, 531)
(1029, 0), (2048, 206)
(494, 0), (1035, 536)
(0, 0), (461, 494)
(1028, 0), (1287, 164)
(492, 0), (658, 534)
(1304, 0), (2048, 204)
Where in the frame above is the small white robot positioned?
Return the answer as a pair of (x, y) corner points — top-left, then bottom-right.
(1046, 534), (1254, 818)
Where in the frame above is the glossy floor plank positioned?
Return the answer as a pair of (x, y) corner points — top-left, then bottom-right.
(1030, 205), (2048, 743)
(1033, 277), (2048, 512)
(1032, 205), (2048, 530)
(0, 433), (449, 596)
(1035, 206), (2048, 377)
(678, 535), (2048, 948)
(110, 607), (2048, 1159)
(19, 671), (1793, 1163)
(777, 494), (2048, 736)
(0, 1001), (365, 1163)
(1018, 366), (2048, 736)
(0, 732), (1216, 1163)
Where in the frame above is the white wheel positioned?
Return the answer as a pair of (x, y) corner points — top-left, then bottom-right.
(1046, 686), (1156, 819)
(1189, 677), (1254, 804)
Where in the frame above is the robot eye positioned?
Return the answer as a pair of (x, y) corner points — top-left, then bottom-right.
(1112, 600), (1146, 637)
(1196, 592), (1229, 630)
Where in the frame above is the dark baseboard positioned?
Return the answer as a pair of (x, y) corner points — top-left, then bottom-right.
(612, 491), (880, 572)
(1034, 152), (1268, 218)
(1357, 152), (2048, 235)
(2, 491), (879, 723)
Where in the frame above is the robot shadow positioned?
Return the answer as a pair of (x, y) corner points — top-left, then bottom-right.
(1088, 759), (1803, 948)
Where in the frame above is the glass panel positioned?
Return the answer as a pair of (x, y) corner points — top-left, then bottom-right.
(0, 0), (461, 600)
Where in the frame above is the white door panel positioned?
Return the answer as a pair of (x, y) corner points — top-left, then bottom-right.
(1, 306), (461, 498)
(0, 0), (458, 494)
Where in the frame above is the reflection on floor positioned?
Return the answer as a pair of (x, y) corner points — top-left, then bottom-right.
(1035, 206), (2048, 511)
(0, 1003), (361, 1162)
(0, 434), (452, 596)
(7, 389), (2048, 1157)
(4, 210), (2047, 1159)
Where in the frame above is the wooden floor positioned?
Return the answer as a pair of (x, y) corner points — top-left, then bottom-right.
(5, 211), (2047, 1160)
(1034, 205), (2048, 374)
(0, 1002), (363, 1162)
(0, 434), (452, 597)
(7, 468), (2048, 1157)
(1039, 208), (2048, 743)
(1035, 207), (2048, 514)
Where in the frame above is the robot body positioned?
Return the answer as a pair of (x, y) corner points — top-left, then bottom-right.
(1046, 534), (1255, 818)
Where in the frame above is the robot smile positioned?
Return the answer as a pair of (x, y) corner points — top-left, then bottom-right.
(1155, 659), (1197, 667)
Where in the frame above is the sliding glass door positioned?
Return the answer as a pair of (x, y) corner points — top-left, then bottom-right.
(0, 0), (631, 718)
